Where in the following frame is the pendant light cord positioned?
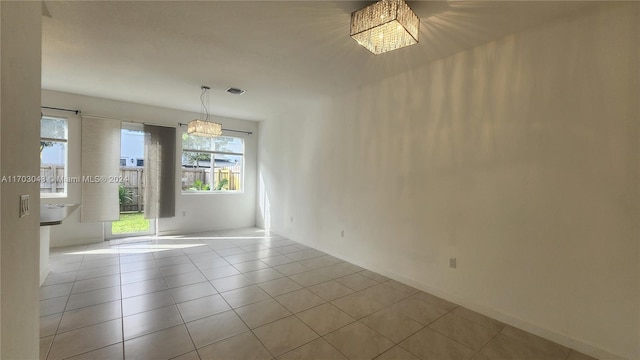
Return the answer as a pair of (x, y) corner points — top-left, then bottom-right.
(200, 86), (210, 121)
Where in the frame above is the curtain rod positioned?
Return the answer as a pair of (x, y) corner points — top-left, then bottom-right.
(41, 106), (80, 114)
(177, 123), (253, 135)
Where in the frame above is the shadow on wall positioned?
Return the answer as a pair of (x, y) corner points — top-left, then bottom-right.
(258, 172), (271, 230)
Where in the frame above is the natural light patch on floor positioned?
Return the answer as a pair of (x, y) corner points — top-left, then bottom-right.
(67, 243), (207, 255)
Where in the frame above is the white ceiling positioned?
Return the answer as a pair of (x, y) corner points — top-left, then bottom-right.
(42, 1), (594, 121)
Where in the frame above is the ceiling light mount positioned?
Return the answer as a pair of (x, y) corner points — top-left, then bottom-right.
(187, 85), (222, 137)
(350, 0), (419, 55)
(226, 87), (246, 95)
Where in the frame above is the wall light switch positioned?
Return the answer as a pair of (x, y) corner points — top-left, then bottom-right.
(449, 257), (457, 269)
(19, 195), (30, 217)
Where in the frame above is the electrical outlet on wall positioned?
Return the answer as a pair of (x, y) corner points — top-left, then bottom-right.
(449, 257), (457, 269)
(340, 230), (344, 238)
(290, 216), (293, 222)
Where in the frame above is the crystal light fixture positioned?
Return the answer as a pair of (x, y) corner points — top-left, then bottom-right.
(187, 86), (222, 137)
(350, 0), (419, 55)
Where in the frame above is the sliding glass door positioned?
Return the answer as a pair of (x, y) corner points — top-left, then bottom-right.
(105, 123), (155, 239)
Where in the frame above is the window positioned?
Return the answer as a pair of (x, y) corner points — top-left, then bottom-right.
(181, 133), (244, 192)
(40, 116), (68, 197)
(120, 158), (127, 166)
(136, 159), (144, 167)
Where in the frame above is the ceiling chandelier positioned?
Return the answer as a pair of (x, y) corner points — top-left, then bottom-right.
(187, 86), (222, 137)
(350, 0), (420, 55)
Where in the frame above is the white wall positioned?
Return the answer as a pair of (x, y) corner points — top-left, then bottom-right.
(0, 2), (42, 358)
(41, 90), (258, 246)
(257, 3), (639, 359)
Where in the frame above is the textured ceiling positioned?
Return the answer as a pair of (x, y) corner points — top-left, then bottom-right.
(42, 1), (595, 121)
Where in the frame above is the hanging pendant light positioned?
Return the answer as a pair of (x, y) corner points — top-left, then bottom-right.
(187, 86), (222, 137)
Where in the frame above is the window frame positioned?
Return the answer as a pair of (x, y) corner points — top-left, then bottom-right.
(40, 115), (69, 198)
(181, 133), (245, 194)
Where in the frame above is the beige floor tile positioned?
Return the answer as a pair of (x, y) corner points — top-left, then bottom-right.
(43, 272), (77, 286)
(376, 346), (421, 360)
(429, 313), (499, 351)
(275, 288), (326, 313)
(172, 350), (201, 360)
(40, 335), (54, 360)
(210, 274), (254, 292)
(200, 265), (241, 280)
(66, 343), (124, 360)
(71, 274), (120, 294)
(80, 257), (120, 269)
(123, 304), (184, 340)
(120, 268), (163, 285)
(358, 270), (389, 283)
(124, 324), (195, 360)
(221, 285), (270, 308)
(335, 273), (379, 291)
(253, 316), (319, 357)
(159, 263), (199, 278)
(58, 300), (122, 333)
(400, 327), (475, 360)
(245, 268), (285, 283)
(122, 289), (175, 316)
(308, 280), (354, 301)
(177, 294), (231, 322)
(490, 326), (571, 359)
(258, 277), (303, 297)
(357, 283), (410, 307)
(387, 297), (449, 325)
(40, 312), (63, 337)
(261, 255), (295, 267)
(224, 252), (261, 264)
(361, 306), (424, 343)
(66, 286), (122, 311)
(297, 255), (342, 270)
(48, 319), (123, 360)
(411, 292), (458, 312)
(567, 350), (599, 360)
(170, 282), (217, 303)
(233, 260), (269, 273)
(121, 278), (168, 298)
(331, 292), (386, 319)
(156, 255), (191, 267)
(278, 338), (347, 360)
(74, 265), (120, 281)
(186, 310), (248, 348)
(197, 331), (272, 360)
(236, 298), (292, 329)
(192, 256), (229, 270)
(164, 271), (207, 288)
(382, 280), (420, 297)
(476, 333), (568, 360)
(451, 307), (505, 333)
(288, 269), (334, 287)
(120, 259), (158, 273)
(324, 321), (394, 360)
(273, 262), (309, 276)
(41, 296), (69, 317)
(296, 303), (355, 335)
(40, 282), (74, 300)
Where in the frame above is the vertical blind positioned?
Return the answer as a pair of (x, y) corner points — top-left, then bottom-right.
(80, 116), (121, 222)
(144, 124), (176, 219)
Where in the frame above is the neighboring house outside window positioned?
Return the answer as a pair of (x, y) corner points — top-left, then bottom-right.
(40, 116), (68, 197)
(181, 133), (244, 193)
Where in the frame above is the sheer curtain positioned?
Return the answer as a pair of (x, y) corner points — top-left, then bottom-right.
(80, 116), (121, 222)
(144, 124), (176, 219)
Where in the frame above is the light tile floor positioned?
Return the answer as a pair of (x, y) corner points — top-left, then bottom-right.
(40, 228), (597, 360)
